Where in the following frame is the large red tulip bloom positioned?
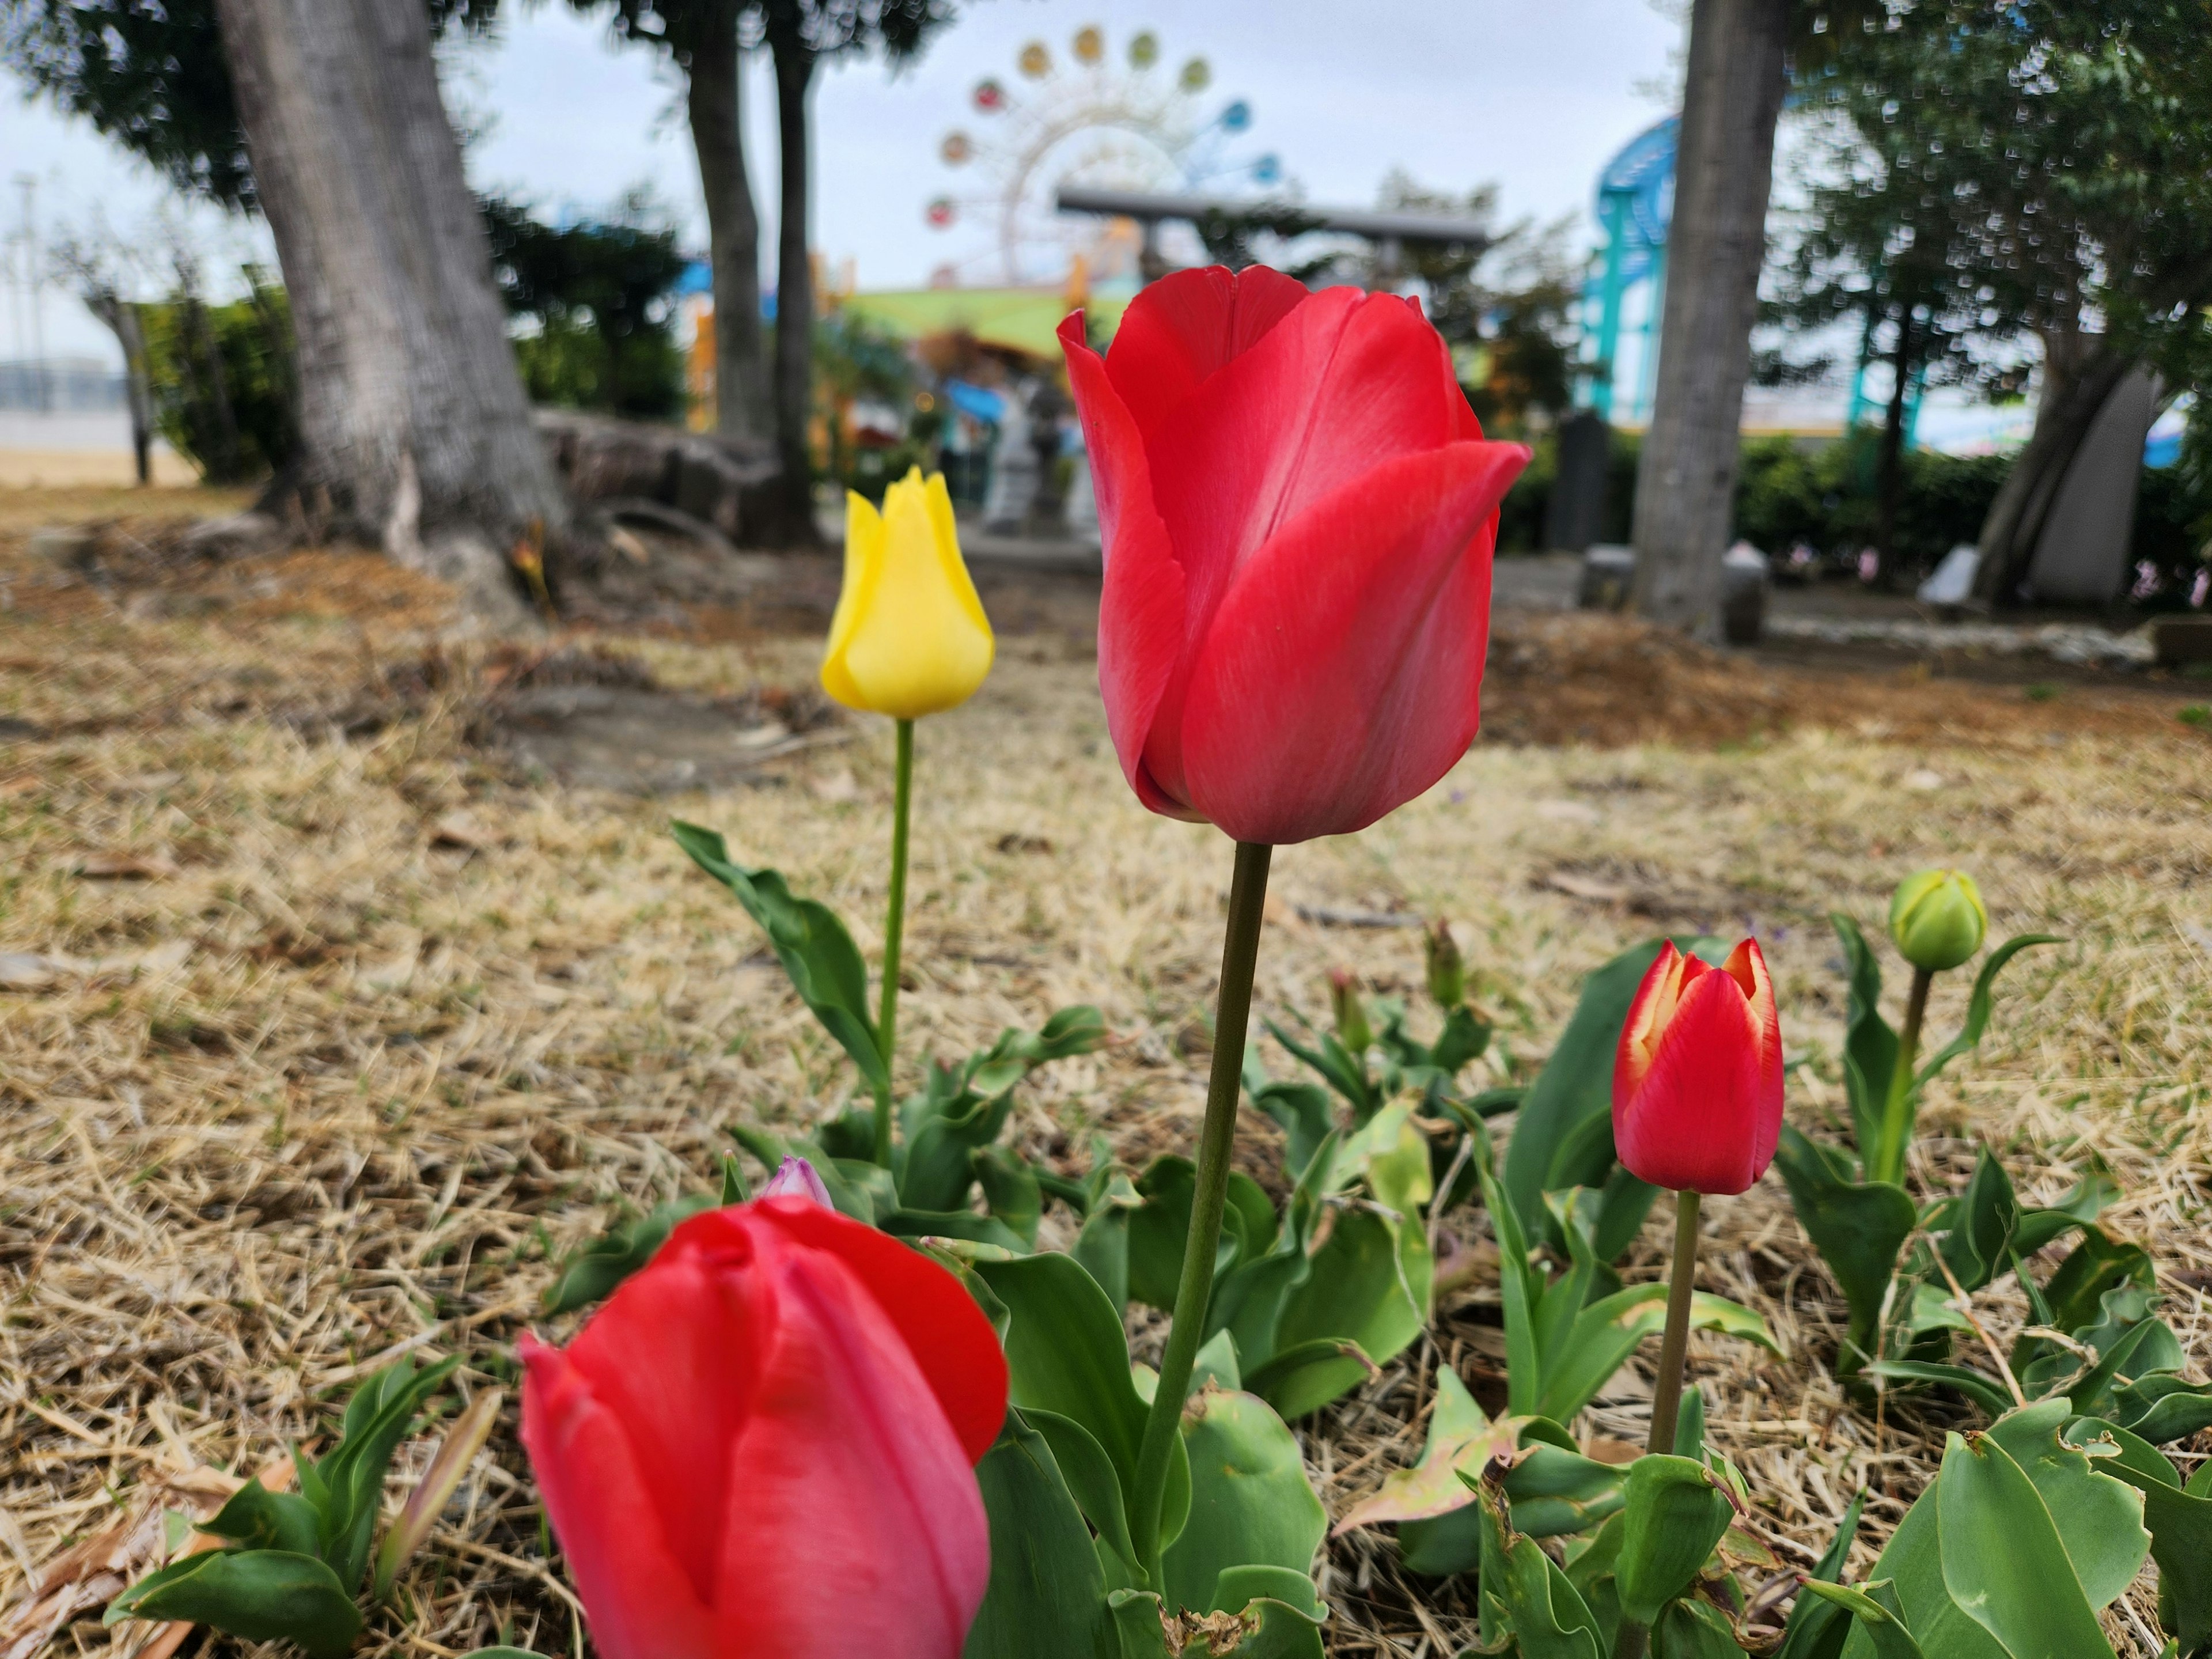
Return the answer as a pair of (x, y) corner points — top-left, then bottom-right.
(519, 1198), (1008, 1659)
(1060, 265), (1530, 845)
(1612, 939), (1785, 1195)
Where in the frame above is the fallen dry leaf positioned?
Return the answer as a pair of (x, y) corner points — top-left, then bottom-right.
(73, 851), (180, 881)
(0, 1460), (289, 1659)
(429, 811), (495, 851)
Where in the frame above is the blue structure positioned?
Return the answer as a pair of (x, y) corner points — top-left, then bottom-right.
(1576, 117), (1677, 425)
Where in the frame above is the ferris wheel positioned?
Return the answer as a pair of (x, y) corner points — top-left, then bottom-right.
(926, 25), (1283, 287)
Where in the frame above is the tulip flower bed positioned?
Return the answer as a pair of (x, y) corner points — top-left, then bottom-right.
(4, 298), (2212, 1658)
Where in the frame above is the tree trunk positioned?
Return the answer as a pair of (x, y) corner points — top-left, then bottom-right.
(687, 1), (771, 442)
(87, 294), (156, 486)
(1628, 0), (1791, 630)
(1967, 331), (2129, 607)
(1874, 308), (1913, 585)
(770, 39), (819, 541)
(212, 0), (565, 625)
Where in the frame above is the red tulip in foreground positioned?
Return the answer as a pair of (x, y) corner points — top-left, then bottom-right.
(519, 1197), (1008, 1659)
(1060, 264), (1530, 846)
(1613, 938), (1785, 1196)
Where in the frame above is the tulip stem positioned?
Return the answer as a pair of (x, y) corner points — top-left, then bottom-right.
(1645, 1190), (1702, 1459)
(1129, 838), (1272, 1584)
(1870, 966), (1933, 1187)
(873, 718), (915, 1167)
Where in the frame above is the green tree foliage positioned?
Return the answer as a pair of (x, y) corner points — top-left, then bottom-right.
(136, 269), (300, 484)
(482, 192), (689, 420)
(0, 0), (495, 210)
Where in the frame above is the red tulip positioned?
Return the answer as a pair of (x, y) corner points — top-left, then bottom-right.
(519, 1198), (1008, 1659)
(1059, 265), (1530, 845)
(1612, 940), (1785, 1195)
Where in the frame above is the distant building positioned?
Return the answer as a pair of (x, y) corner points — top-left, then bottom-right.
(0, 357), (128, 413)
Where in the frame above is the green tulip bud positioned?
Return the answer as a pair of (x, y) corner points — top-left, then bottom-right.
(1328, 968), (1372, 1053)
(1425, 919), (1466, 1009)
(1888, 869), (1987, 972)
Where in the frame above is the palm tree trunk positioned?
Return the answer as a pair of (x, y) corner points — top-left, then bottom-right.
(1628, 0), (1791, 630)
(770, 37), (819, 541)
(687, 0), (771, 443)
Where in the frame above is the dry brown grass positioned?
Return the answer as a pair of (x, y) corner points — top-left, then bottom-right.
(1, 491), (2207, 1658)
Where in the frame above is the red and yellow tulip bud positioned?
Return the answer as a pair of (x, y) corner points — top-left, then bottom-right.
(822, 469), (994, 720)
(1888, 868), (1987, 972)
(1612, 940), (1784, 1196)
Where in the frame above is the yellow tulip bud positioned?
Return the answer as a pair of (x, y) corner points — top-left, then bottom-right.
(1888, 868), (1987, 972)
(821, 469), (995, 719)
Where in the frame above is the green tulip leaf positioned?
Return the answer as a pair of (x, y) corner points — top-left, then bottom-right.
(1243, 1338), (1378, 1423)
(1910, 933), (2063, 1094)
(1538, 1283), (1779, 1426)
(2111, 1373), (2212, 1445)
(1210, 1564), (1323, 1621)
(1775, 1124), (1916, 1365)
(1614, 1455), (1733, 1626)
(1862, 1362), (2017, 1420)
(976, 1252), (1188, 1566)
(1264, 1017), (1372, 1115)
(1106, 1590), (1174, 1659)
(105, 1549), (362, 1659)
(1773, 1493), (1868, 1659)
(1829, 912), (1898, 1161)
(671, 822), (886, 1089)
(200, 1479), (323, 1559)
(1021, 1407), (1142, 1573)
(1270, 1206), (1429, 1399)
(879, 1208), (1029, 1252)
(1160, 1389), (1327, 1618)
(725, 1126), (880, 1224)
(1475, 1480), (1605, 1659)
(1187, 1328), (1241, 1396)
(1334, 1366), (1491, 1532)
(971, 1146), (1043, 1248)
(541, 1192), (717, 1316)
(1985, 1399), (2151, 1609)
(1494, 1437), (1630, 1539)
(2066, 1418), (2212, 1652)
(964, 1414), (1117, 1659)
(1241, 1055), (1336, 1183)
(1930, 1147), (2020, 1296)
(2010, 1169), (2118, 1257)
(315, 1354), (460, 1589)
(1652, 1597), (1749, 1659)
(1800, 1581), (1926, 1659)
(1934, 1428), (2123, 1659)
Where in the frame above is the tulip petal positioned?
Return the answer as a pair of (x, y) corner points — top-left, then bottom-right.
(1060, 312), (1194, 817)
(822, 492), (883, 710)
(1099, 264), (1310, 438)
(554, 1225), (769, 1603)
(753, 1197), (1010, 1464)
(1614, 971), (1771, 1195)
(519, 1336), (717, 1659)
(719, 1244), (990, 1658)
(923, 470), (992, 637)
(1175, 440), (1527, 844)
(1720, 938), (1786, 1176)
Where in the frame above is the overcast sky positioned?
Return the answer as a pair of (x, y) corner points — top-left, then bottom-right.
(3, 0), (1685, 366)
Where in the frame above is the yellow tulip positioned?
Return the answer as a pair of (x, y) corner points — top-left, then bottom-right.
(821, 469), (995, 719)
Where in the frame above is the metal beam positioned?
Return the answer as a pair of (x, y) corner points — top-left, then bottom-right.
(1054, 184), (1491, 251)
